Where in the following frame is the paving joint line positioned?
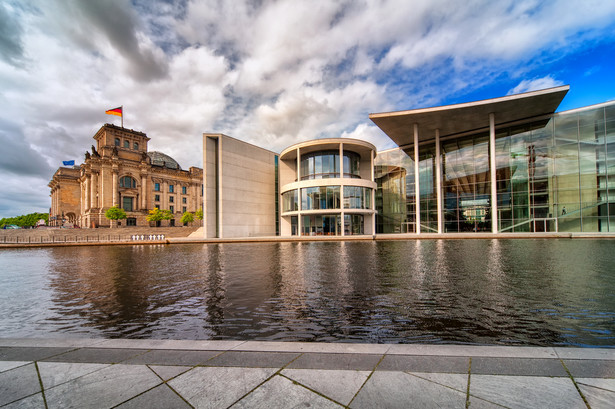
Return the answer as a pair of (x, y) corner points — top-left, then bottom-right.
(226, 352), (306, 407)
(277, 372), (349, 408)
(34, 361), (49, 409)
(560, 359), (591, 409)
(347, 351), (387, 407)
(465, 357), (472, 409)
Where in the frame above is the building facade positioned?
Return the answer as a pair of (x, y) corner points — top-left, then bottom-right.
(49, 124), (203, 227)
(202, 133), (279, 238)
(202, 85), (615, 238)
(279, 139), (377, 236)
(370, 86), (615, 234)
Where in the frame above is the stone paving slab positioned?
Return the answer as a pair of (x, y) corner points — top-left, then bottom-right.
(95, 339), (245, 351)
(377, 354), (469, 373)
(563, 359), (615, 378)
(387, 344), (558, 358)
(471, 357), (568, 377)
(0, 363), (40, 407)
(287, 352), (382, 371)
(43, 364), (162, 409)
(168, 366), (277, 408)
(115, 384), (191, 409)
(577, 383), (615, 409)
(555, 347), (615, 360)
(281, 368), (370, 405)
(1, 338), (614, 408)
(469, 375), (586, 409)
(40, 347), (149, 364)
(0, 347), (74, 362)
(121, 349), (221, 366)
(203, 350), (300, 368)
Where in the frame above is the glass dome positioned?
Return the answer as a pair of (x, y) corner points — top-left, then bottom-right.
(147, 151), (181, 170)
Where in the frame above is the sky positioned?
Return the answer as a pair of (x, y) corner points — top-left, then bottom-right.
(1, 0), (615, 218)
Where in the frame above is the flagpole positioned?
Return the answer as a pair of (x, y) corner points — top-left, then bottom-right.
(121, 105), (124, 128)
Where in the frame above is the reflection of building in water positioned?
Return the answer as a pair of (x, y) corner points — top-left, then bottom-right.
(49, 124), (203, 227)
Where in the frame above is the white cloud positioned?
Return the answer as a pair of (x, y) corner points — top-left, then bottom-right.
(507, 75), (565, 95)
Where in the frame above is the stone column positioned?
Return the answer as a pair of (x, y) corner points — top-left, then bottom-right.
(162, 181), (168, 210)
(141, 175), (147, 210)
(85, 175), (91, 210)
(112, 171), (118, 207)
(91, 172), (97, 208)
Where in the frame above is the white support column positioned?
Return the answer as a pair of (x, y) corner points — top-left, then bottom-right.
(339, 143), (344, 178)
(435, 129), (443, 234)
(414, 124), (421, 234)
(371, 150), (376, 235)
(340, 142), (345, 236)
(489, 113), (498, 233)
(217, 135), (223, 238)
(296, 147), (302, 236)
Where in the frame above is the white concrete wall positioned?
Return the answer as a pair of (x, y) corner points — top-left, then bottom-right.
(203, 133), (277, 238)
(204, 136), (218, 238)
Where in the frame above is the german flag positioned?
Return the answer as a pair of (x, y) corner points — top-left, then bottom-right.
(105, 106), (122, 116)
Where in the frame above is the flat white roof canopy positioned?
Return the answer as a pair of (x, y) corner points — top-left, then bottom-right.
(369, 85), (569, 147)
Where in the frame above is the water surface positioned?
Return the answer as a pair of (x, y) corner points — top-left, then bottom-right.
(0, 240), (613, 346)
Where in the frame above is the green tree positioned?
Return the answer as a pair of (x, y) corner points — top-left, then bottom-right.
(105, 206), (127, 227)
(180, 211), (194, 226)
(1, 212), (48, 228)
(147, 208), (173, 226)
(194, 208), (203, 220)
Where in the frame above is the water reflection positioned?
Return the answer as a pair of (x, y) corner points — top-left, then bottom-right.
(0, 240), (614, 346)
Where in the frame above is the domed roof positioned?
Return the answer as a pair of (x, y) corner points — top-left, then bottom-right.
(147, 151), (181, 170)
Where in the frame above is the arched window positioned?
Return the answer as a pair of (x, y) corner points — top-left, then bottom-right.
(133, 142), (139, 150)
(114, 138), (120, 146)
(119, 176), (136, 188)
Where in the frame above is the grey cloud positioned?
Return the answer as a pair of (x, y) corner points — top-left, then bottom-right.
(0, 2), (25, 66)
(51, 0), (168, 81)
(0, 122), (53, 177)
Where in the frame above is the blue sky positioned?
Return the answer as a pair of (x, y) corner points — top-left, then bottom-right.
(0, 0), (614, 218)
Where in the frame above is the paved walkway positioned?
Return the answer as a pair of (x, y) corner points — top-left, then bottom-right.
(1, 338), (614, 408)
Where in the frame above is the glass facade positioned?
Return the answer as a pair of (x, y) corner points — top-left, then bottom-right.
(282, 189), (298, 212)
(300, 151), (361, 179)
(375, 102), (615, 233)
(301, 186), (341, 210)
(343, 186), (371, 209)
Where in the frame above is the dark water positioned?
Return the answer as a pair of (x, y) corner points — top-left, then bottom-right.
(1, 240), (614, 346)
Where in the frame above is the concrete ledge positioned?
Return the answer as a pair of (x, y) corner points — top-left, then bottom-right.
(1, 338), (613, 358)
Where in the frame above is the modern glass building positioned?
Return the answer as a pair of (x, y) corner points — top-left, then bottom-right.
(279, 139), (377, 236)
(370, 85), (615, 234)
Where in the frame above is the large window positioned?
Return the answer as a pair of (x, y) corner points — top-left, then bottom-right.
(282, 190), (298, 212)
(182, 186), (187, 194)
(301, 186), (340, 210)
(122, 196), (133, 212)
(119, 176), (136, 188)
(169, 184), (174, 193)
(299, 151), (362, 180)
(300, 151), (339, 180)
(343, 186), (371, 209)
(301, 214), (340, 235)
(154, 183), (160, 191)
